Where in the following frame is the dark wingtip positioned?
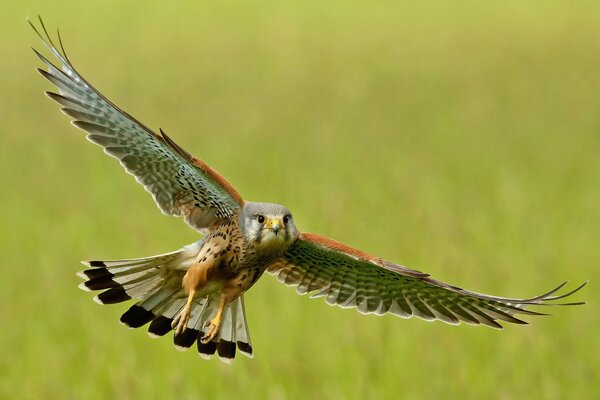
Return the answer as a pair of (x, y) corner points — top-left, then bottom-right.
(36, 67), (50, 78)
(524, 281), (589, 305)
(56, 26), (70, 63)
(28, 16), (42, 38)
(509, 317), (529, 325)
(37, 15), (56, 50)
(528, 281), (569, 302)
(31, 46), (43, 59)
(547, 281), (588, 302)
(551, 301), (587, 307)
(45, 91), (75, 106)
(509, 306), (549, 316)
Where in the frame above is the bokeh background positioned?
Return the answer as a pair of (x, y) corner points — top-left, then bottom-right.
(1, 1), (598, 399)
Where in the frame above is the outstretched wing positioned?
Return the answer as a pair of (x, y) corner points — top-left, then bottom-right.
(30, 17), (243, 233)
(269, 233), (586, 328)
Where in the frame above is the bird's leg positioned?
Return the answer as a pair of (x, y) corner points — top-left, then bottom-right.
(201, 293), (227, 343)
(172, 287), (196, 335)
(172, 256), (216, 334)
(201, 285), (244, 343)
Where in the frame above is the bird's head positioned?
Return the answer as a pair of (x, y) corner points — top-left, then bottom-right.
(240, 202), (298, 251)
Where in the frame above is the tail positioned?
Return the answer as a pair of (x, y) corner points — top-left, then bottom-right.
(77, 247), (253, 362)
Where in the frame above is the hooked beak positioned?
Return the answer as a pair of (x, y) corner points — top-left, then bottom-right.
(266, 219), (282, 235)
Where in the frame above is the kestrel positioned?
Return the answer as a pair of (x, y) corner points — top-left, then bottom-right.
(31, 18), (586, 363)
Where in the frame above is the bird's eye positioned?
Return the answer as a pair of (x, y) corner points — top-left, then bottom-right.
(283, 215), (291, 224)
(257, 215), (265, 224)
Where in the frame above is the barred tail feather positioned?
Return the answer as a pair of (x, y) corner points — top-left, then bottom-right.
(77, 250), (182, 302)
(233, 296), (253, 358)
(147, 299), (187, 337)
(217, 305), (237, 362)
(186, 295), (253, 362)
(77, 245), (253, 363)
(169, 294), (253, 362)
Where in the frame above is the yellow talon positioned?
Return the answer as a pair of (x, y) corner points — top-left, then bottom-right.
(201, 294), (227, 343)
(201, 319), (221, 343)
(172, 288), (195, 334)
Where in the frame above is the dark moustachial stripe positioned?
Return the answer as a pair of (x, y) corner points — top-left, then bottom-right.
(96, 287), (131, 304)
(120, 305), (154, 328)
(148, 316), (173, 337)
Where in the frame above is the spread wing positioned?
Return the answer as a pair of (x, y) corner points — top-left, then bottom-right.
(30, 17), (243, 233)
(269, 233), (586, 328)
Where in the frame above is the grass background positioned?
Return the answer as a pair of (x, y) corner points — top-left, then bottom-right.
(1, 1), (598, 399)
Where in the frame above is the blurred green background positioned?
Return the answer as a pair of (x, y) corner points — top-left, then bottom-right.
(1, 1), (598, 399)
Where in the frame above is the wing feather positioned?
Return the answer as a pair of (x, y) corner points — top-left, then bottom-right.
(269, 233), (586, 328)
(30, 17), (243, 233)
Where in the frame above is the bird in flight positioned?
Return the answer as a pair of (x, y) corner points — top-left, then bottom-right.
(30, 17), (586, 363)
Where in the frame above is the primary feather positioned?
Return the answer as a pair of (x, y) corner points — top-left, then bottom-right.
(30, 16), (242, 234)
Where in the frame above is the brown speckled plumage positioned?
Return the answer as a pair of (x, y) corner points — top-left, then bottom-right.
(31, 17), (586, 364)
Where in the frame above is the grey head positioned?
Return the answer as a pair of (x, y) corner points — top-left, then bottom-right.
(239, 202), (299, 250)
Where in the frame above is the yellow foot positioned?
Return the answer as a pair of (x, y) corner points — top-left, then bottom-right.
(201, 319), (221, 344)
(172, 305), (191, 335)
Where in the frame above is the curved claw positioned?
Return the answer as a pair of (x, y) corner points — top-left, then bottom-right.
(201, 320), (220, 344)
(172, 289), (197, 335)
(172, 305), (191, 335)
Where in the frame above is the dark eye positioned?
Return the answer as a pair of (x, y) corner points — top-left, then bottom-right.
(257, 215), (265, 224)
(283, 215), (291, 224)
